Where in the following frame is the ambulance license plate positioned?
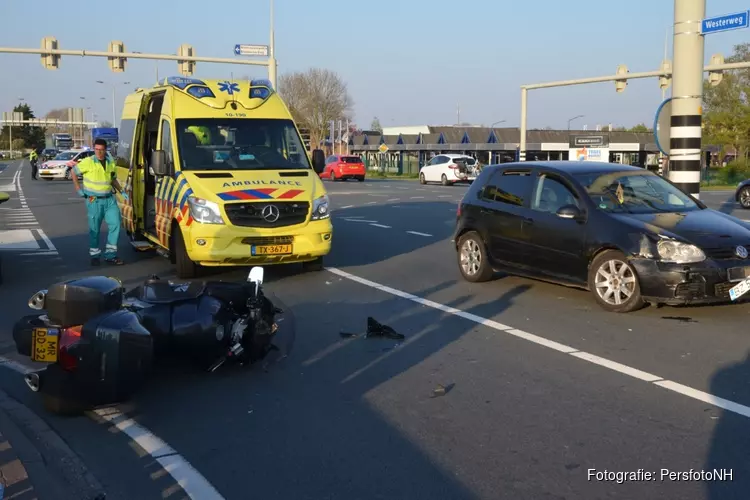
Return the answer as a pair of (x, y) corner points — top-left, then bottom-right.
(252, 244), (292, 256)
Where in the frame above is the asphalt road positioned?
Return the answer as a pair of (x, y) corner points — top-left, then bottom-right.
(1, 160), (750, 499)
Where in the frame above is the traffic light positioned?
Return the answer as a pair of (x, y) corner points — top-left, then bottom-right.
(659, 60), (672, 90)
(708, 54), (725, 86)
(41, 36), (59, 70)
(108, 41), (126, 72)
(615, 64), (628, 92)
(178, 44), (195, 77)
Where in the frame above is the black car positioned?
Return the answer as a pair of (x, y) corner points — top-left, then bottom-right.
(453, 161), (750, 313)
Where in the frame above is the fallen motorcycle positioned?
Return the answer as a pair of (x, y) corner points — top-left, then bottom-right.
(12, 266), (282, 414)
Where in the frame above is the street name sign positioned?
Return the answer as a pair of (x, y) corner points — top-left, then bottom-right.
(702, 11), (749, 34)
(233, 44), (269, 57)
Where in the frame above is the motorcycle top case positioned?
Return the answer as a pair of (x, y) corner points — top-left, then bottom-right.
(45, 276), (123, 327)
(73, 309), (154, 405)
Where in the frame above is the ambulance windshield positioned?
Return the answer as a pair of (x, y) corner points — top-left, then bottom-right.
(175, 118), (312, 171)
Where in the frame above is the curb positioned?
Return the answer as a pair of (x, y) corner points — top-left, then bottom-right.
(0, 388), (106, 500)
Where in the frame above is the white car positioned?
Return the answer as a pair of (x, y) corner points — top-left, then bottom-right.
(419, 154), (481, 186)
(38, 149), (93, 180)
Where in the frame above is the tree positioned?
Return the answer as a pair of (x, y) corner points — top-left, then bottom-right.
(277, 68), (353, 148)
(703, 43), (750, 160)
(628, 123), (650, 133)
(370, 117), (382, 133)
(0, 103), (46, 150)
(99, 121), (114, 128)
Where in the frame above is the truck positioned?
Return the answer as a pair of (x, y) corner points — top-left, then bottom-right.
(91, 127), (119, 149)
(45, 133), (74, 150)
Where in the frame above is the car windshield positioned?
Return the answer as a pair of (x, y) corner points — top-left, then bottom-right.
(573, 170), (701, 214)
(54, 152), (76, 160)
(175, 118), (311, 171)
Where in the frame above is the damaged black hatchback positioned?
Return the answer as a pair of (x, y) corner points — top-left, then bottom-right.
(453, 161), (750, 313)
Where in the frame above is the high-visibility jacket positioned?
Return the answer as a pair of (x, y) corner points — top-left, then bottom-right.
(187, 126), (211, 145)
(74, 155), (117, 197)
(29, 151), (37, 160)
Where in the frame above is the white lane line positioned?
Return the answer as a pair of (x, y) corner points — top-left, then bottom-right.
(8, 222), (38, 226)
(19, 251), (59, 256)
(438, 195), (452, 198)
(406, 231), (432, 237)
(38, 230), (58, 252)
(370, 223), (391, 228)
(325, 267), (750, 421)
(343, 218), (378, 223)
(410, 196), (425, 199)
(0, 358), (227, 500)
(366, 201), (377, 205)
(386, 198), (400, 202)
(340, 205), (354, 209)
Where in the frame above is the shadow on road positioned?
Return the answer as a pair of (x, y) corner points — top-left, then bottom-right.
(705, 353), (750, 500)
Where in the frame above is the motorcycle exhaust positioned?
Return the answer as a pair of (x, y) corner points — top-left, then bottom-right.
(24, 372), (40, 392)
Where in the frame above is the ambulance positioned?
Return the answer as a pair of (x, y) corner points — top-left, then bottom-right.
(114, 76), (331, 278)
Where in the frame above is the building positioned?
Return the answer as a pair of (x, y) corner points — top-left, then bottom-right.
(347, 125), (665, 175)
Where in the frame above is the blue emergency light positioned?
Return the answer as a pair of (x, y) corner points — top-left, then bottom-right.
(249, 79), (273, 99)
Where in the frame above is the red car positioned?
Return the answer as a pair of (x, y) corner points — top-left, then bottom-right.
(322, 155), (366, 182)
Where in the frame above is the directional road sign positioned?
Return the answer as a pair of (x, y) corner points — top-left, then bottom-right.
(702, 11), (749, 34)
(234, 44), (269, 57)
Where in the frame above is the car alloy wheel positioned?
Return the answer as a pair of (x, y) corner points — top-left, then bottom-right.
(457, 232), (493, 282)
(740, 187), (750, 208)
(589, 250), (645, 313)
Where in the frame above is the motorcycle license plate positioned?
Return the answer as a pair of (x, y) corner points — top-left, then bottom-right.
(729, 278), (750, 301)
(252, 244), (292, 256)
(31, 327), (59, 362)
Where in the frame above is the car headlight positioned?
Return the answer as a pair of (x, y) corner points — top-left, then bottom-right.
(187, 197), (225, 224)
(656, 240), (705, 263)
(311, 194), (330, 220)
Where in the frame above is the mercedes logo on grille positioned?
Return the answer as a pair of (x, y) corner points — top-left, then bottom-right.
(736, 245), (748, 259)
(261, 204), (280, 222)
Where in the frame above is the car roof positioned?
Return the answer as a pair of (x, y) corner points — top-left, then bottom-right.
(443, 153), (473, 158)
(492, 160), (644, 175)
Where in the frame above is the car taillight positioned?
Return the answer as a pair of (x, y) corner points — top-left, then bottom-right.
(457, 204), (462, 218)
(59, 326), (82, 371)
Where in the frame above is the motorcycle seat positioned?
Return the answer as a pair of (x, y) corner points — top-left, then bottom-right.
(139, 281), (206, 304)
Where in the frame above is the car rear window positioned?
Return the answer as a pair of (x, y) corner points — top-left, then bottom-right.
(455, 157), (476, 165)
(340, 156), (362, 163)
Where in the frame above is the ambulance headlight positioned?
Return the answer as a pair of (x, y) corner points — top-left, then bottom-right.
(187, 197), (225, 224)
(311, 194), (330, 220)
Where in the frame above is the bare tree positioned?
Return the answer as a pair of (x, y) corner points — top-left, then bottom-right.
(45, 108), (72, 134)
(277, 68), (353, 149)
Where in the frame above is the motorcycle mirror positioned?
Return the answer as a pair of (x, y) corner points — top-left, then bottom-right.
(248, 266), (264, 285)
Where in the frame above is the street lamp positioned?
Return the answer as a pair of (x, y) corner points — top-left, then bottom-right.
(491, 119), (506, 127)
(96, 80), (130, 129)
(567, 114), (584, 130)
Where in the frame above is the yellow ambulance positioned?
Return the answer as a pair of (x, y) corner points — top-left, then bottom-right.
(113, 77), (331, 278)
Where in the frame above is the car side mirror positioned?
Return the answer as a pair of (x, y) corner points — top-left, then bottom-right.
(311, 149), (325, 174)
(556, 204), (584, 221)
(151, 150), (167, 176)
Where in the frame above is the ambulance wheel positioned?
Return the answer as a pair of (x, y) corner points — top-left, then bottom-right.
(302, 257), (324, 272)
(174, 227), (198, 279)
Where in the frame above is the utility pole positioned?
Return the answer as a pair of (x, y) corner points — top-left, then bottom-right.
(268, 0), (277, 89)
(668, 0), (705, 199)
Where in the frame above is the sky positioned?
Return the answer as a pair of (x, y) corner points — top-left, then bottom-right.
(1, 0), (749, 131)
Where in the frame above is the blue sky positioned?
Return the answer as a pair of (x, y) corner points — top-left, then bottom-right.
(1, 0), (749, 131)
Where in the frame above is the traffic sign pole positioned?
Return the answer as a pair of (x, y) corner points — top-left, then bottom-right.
(668, 0), (705, 199)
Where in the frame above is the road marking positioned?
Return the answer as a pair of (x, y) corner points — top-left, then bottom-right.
(410, 196), (425, 199)
(406, 231), (432, 237)
(340, 205), (354, 209)
(386, 198), (400, 202)
(325, 267), (750, 421)
(366, 201), (377, 205)
(343, 218), (378, 223)
(38, 229), (58, 252)
(19, 250), (59, 256)
(439, 195), (452, 198)
(370, 223), (391, 228)
(0, 356), (228, 500)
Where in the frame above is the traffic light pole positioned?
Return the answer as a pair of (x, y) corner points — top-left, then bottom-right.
(669, 0), (705, 198)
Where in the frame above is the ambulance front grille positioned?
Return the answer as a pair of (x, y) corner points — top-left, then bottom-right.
(224, 201), (309, 228)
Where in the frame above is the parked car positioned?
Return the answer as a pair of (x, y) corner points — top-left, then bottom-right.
(734, 179), (750, 209)
(420, 154), (479, 186)
(322, 154), (366, 181)
(453, 161), (750, 313)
